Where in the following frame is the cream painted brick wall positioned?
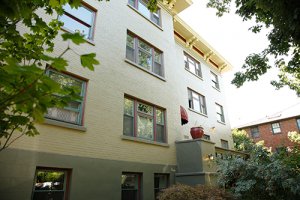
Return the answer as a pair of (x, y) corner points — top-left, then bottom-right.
(8, 0), (234, 166)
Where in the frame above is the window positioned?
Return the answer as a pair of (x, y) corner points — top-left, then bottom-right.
(184, 53), (202, 77)
(250, 126), (260, 138)
(216, 104), (225, 123)
(44, 69), (86, 125)
(123, 97), (166, 143)
(154, 174), (167, 199)
(58, 3), (96, 40)
(271, 122), (281, 134)
(128, 0), (161, 26)
(276, 147), (289, 156)
(188, 89), (206, 115)
(297, 119), (300, 131)
(221, 140), (228, 149)
(31, 167), (70, 200)
(126, 33), (163, 77)
(211, 72), (219, 89)
(121, 173), (141, 200)
(203, 135), (210, 140)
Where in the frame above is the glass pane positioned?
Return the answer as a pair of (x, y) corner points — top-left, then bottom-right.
(184, 55), (188, 69)
(193, 99), (200, 113)
(196, 63), (201, 76)
(188, 90), (192, 109)
(128, 0), (136, 7)
(137, 102), (153, 115)
(123, 115), (134, 136)
(63, 4), (93, 25)
(126, 34), (135, 49)
(45, 107), (79, 124)
(211, 73), (217, 82)
(33, 191), (64, 200)
(137, 115), (153, 139)
(200, 96), (205, 114)
(138, 0), (150, 19)
(156, 109), (163, 125)
(154, 175), (166, 188)
(156, 125), (165, 142)
(217, 113), (224, 122)
(138, 40), (151, 53)
(138, 50), (152, 71)
(297, 119), (300, 128)
(154, 62), (162, 76)
(189, 60), (196, 74)
(126, 46), (135, 62)
(122, 190), (137, 200)
(49, 71), (83, 95)
(221, 141), (228, 149)
(273, 127), (281, 133)
(272, 123), (280, 128)
(34, 171), (65, 191)
(68, 100), (80, 110)
(192, 92), (199, 99)
(59, 15), (91, 39)
(154, 51), (161, 63)
(153, 15), (160, 25)
(124, 98), (134, 116)
(216, 104), (222, 113)
(122, 174), (137, 189)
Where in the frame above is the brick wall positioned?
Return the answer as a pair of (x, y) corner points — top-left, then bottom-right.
(243, 117), (300, 151)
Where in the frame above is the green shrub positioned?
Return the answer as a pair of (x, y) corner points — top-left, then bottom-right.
(156, 182), (235, 200)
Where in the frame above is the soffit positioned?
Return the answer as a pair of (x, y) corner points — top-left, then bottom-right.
(173, 15), (234, 73)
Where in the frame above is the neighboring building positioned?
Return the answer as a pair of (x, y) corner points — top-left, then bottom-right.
(0, 1), (245, 200)
(236, 103), (300, 152)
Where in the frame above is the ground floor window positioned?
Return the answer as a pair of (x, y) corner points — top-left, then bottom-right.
(31, 167), (70, 200)
(154, 174), (167, 199)
(121, 173), (141, 200)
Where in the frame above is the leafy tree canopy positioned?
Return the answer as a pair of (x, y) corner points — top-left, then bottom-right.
(232, 128), (264, 151)
(207, 0), (300, 96)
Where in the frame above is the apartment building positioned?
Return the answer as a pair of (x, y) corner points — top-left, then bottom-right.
(236, 103), (300, 152)
(0, 0), (240, 199)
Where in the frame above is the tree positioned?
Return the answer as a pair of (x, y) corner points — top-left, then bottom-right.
(232, 128), (255, 151)
(207, 0), (300, 96)
(210, 132), (300, 199)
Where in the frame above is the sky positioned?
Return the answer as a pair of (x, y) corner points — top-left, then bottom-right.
(178, 0), (300, 128)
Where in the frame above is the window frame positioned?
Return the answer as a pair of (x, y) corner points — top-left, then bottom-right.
(154, 173), (168, 199)
(126, 32), (164, 77)
(121, 172), (141, 200)
(276, 147), (289, 156)
(297, 118), (300, 132)
(250, 126), (260, 138)
(128, 0), (162, 27)
(188, 89), (207, 115)
(203, 134), (210, 140)
(184, 53), (202, 77)
(31, 167), (71, 200)
(216, 103), (225, 123)
(44, 69), (87, 126)
(221, 140), (228, 149)
(58, 2), (96, 40)
(271, 122), (282, 134)
(123, 96), (167, 143)
(211, 72), (219, 89)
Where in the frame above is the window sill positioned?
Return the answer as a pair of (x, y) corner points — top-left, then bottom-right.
(125, 58), (166, 82)
(217, 120), (226, 125)
(127, 4), (163, 31)
(188, 108), (208, 118)
(212, 86), (221, 92)
(44, 118), (87, 132)
(60, 26), (96, 46)
(185, 68), (203, 81)
(273, 132), (282, 134)
(122, 135), (170, 147)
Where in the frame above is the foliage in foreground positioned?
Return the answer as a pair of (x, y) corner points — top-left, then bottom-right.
(156, 182), (235, 200)
(207, 0), (300, 96)
(210, 132), (300, 199)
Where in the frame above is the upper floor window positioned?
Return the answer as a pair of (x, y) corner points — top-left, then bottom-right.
(126, 33), (163, 77)
(188, 89), (206, 115)
(221, 140), (228, 149)
(211, 72), (219, 89)
(216, 104), (225, 123)
(250, 126), (260, 138)
(59, 3), (96, 40)
(271, 122), (281, 134)
(44, 69), (86, 125)
(123, 97), (166, 143)
(128, 0), (161, 26)
(184, 53), (202, 77)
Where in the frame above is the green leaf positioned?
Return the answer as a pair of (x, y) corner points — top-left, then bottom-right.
(2, 57), (21, 73)
(80, 53), (99, 71)
(61, 33), (86, 45)
(32, 108), (45, 124)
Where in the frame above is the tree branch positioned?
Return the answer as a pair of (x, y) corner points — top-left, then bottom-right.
(0, 20), (20, 35)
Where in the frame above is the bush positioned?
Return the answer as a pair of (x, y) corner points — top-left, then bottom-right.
(156, 182), (235, 200)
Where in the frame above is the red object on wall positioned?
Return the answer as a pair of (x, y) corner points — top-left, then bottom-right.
(190, 127), (204, 139)
(180, 106), (188, 125)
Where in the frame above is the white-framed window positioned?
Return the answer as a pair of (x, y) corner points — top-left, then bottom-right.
(184, 53), (202, 77)
(271, 122), (281, 134)
(216, 103), (225, 123)
(250, 126), (260, 138)
(188, 89), (206, 115)
(44, 69), (86, 125)
(211, 72), (219, 89)
(128, 0), (161, 26)
(58, 3), (96, 40)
